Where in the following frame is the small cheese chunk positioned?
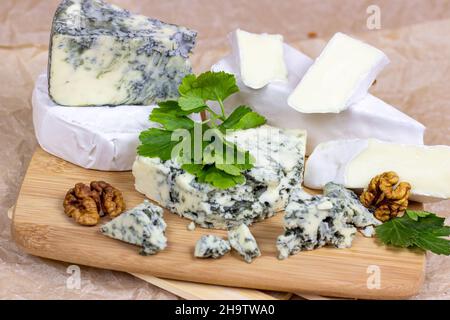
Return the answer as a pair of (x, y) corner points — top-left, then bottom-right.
(288, 32), (389, 113)
(187, 222), (196, 231)
(305, 139), (450, 202)
(231, 29), (287, 89)
(49, 0), (196, 106)
(276, 185), (380, 259)
(228, 224), (261, 263)
(212, 44), (424, 155)
(194, 235), (231, 259)
(101, 200), (167, 255)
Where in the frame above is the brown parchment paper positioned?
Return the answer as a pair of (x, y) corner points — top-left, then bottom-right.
(0, 0), (449, 300)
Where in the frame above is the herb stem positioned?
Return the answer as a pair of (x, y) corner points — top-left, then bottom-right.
(214, 91), (227, 118)
(206, 106), (225, 123)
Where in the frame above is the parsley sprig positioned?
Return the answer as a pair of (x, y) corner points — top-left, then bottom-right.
(376, 210), (450, 255)
(137, 71), (266, 189)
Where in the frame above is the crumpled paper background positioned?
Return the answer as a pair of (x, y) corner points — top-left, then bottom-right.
(0, 0), (449, 299)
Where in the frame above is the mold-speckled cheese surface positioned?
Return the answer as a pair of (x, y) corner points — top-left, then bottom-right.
(49, 0), (197, 106)
(276, 183), (380, 259)
(228, 224), (261, 263)
(101, 200), (167, 255)
(133, 125), (306, 229)
(194, 235), (231, 259)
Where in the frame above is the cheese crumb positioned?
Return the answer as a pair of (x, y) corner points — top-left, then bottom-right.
(187, 221), (196, 231)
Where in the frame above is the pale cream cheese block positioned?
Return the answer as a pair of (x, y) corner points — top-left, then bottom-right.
(230, 29), (288, 89)
(304, 139), (450, 202)
(33, 73), (201, 171)
(211, 45), (424, 155)
(287, 32), (389, 113)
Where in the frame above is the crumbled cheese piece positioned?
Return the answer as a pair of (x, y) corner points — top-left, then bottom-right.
(194, 235), (231, 259)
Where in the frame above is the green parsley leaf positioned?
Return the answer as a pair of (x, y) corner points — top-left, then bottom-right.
(220, 105), (266, 131)
(215, 164), (242, 176)
(406, 210), (432, 221)
(179, 71), (239, 103)
(138, 71), (267, 190)
(181, 163), (204, 176)
(156, 100), (206, 115)
(178, 96), (207, 111)
(137, 128), (180, 160)
(376, 210), (450, 255)
(150, 107), (194, 131)
(201, 165), (246, 189)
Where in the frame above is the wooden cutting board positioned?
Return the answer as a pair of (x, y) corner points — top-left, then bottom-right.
(12, 148), (426, 299)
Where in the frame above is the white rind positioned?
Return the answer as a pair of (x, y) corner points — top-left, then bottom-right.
(287, 33), (390, 113)
(33, 73), (189, 171)
(211, 45), (424, 155)
(304, 139), (450, 202)
(304, 139), (369, 189)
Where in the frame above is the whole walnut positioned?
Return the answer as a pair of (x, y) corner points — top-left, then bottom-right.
(63, 181), (125, 226)
(360, 171), (411, 222)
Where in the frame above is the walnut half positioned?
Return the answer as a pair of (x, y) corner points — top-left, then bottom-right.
(63, 181), (125, 226)
(90, 181), (126, 218)
(63, 183), (101, 226)
(360, 171), (411, 222)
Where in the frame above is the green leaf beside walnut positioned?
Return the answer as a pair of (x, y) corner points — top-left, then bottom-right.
(376, 210), (450, 255)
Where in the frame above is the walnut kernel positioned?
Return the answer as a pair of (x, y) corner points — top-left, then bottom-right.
(63, 181), (125, 226)
(360, 171), (411, 222)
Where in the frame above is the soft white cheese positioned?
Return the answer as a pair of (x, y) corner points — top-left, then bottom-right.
(287, 32), (389, 113)
(304, 139), (450, 202)
(230, 29), (287, 89)
(32, 73), (165, 171)
(211, 44), (424, 155)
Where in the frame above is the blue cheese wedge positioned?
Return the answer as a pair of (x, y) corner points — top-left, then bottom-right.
(133, 125), (307, 229)
(194, 235), (231, 259)
(101, 200), (167, 255)
(49, 0), (196, 106)
(276, 184), (380, 259)
(228, 224), (261, 263)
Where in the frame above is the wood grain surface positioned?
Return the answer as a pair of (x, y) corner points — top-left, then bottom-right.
(13, 148), (426, 299)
